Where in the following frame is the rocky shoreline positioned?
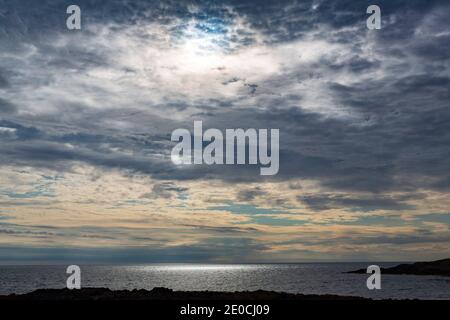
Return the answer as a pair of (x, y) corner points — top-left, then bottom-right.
(0, 287), (368, 301)
(347, 258), (450, 277)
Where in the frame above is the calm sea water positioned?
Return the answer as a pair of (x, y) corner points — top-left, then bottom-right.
(0, 263), (449, 299)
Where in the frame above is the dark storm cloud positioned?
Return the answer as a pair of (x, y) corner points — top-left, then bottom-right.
(328, 57), (381, 73)
(298, 194), (418, 212)
(181, 224), (258, 234)
(275, 231), (450, 248)
(1, 139), (173, 177)
(141, 182), (189, 199)
(237, 187), (266, 201)
(0, 98), (16, 114)
(0, 73), (9, 88)
(349, 234), (450, 246)
(0, 120), (42, 139)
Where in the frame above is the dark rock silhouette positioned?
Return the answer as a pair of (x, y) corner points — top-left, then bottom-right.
(0, 287), (367, 301)
(348, 258), (450, 277)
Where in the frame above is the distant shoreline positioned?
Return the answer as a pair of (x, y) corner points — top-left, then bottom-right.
(347, 258), (450, 277)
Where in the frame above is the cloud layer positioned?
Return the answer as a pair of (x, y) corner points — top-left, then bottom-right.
(0, 0), (449, 262)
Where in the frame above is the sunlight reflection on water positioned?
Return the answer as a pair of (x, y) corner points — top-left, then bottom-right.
(1, 263), (449, 299)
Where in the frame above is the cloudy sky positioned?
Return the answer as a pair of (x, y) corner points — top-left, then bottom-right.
(0, 0), (449, 263)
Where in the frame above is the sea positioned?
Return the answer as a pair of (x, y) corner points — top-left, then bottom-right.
(0, 263), (449, 299)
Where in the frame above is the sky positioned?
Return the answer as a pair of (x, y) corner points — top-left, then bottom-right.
(0, 0), (450, 263)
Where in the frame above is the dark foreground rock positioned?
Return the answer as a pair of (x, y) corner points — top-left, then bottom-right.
(0, 287), (368, 301)
(348, 258), (450, 277)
